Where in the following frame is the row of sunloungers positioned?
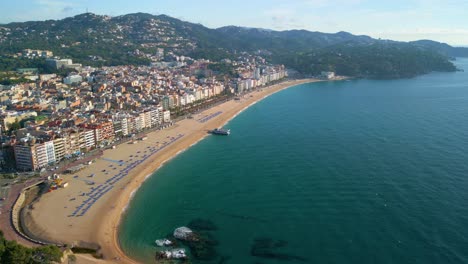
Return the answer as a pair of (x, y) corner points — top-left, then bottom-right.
(198, 111), (222, 123)
(69, 184), (114, 217)
(68, 134), (184, 217)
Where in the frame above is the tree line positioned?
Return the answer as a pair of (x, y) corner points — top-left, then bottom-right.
(0, 231), (62, 264)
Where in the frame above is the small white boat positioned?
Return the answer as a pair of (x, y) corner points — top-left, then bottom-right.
(155, 239), (173, 247)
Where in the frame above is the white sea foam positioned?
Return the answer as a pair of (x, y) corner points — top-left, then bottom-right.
(122, 189), (137, 213)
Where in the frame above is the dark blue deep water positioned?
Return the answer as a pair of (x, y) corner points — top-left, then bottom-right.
(119, 58), (468, 264)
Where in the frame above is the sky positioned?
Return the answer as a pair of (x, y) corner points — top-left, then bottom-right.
(1, 0), (468, 45)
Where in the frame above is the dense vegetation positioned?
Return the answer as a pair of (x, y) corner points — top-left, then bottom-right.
(0, 58), (47, 73)
(0, 13), (465, 79)
(0, 231), (62, 264)
(207, 62), (238, 77)
(274, 43), (457, 78)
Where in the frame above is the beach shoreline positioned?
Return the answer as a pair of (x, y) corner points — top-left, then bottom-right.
(25, 78), (323, 263)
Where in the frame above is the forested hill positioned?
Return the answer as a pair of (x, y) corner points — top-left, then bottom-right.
(0, 12), (465, 78)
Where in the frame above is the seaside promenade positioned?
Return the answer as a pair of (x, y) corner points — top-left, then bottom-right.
(0, 151), (103, 247)
(14, 79), (320, 263)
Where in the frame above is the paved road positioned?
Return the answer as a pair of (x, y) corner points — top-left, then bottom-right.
(0, 179), (40, 246)
(0, 151), (103, 246)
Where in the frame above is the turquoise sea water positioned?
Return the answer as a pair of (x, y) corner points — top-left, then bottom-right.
(119, 58), (468, 264)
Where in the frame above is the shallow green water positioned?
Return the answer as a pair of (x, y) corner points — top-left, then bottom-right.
(119, 58), (468, 264)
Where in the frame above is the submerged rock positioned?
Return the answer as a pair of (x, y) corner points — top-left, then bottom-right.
(184, 231), (219, 261)
(216, 255), (232, 264)
(187, 218), (218, 231)
(250, 237), (308, 262)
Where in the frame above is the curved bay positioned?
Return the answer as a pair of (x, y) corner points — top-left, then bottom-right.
(119, 58), (468, 264)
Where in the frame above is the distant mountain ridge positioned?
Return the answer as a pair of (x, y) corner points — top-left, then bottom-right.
(410, 40), (468, 57)
(215, 26), (377, 49)
(0, 12), (465, 78)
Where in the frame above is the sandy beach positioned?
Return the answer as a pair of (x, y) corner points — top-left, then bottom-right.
(25, 79), (321, 263)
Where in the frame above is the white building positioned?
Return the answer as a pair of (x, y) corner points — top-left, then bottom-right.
(80, 129), (95, 149)
(163, 110), (171, 123)
(321, 71), (335, 79)
(44, 141), (56, 164)
(64, 75), (83, 85)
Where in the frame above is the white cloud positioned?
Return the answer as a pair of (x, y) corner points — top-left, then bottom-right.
(8, 0), (81, 22)
(264, 8), (303, 30)
(36, 0), (76, 13)
(260, 0), (468, 44)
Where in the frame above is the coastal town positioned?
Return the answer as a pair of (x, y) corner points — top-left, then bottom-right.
(1, 1), (467, 263)
(0, 50), (288, 172)
(0, 44), (301, 263)
(0, 11), (352, 264)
